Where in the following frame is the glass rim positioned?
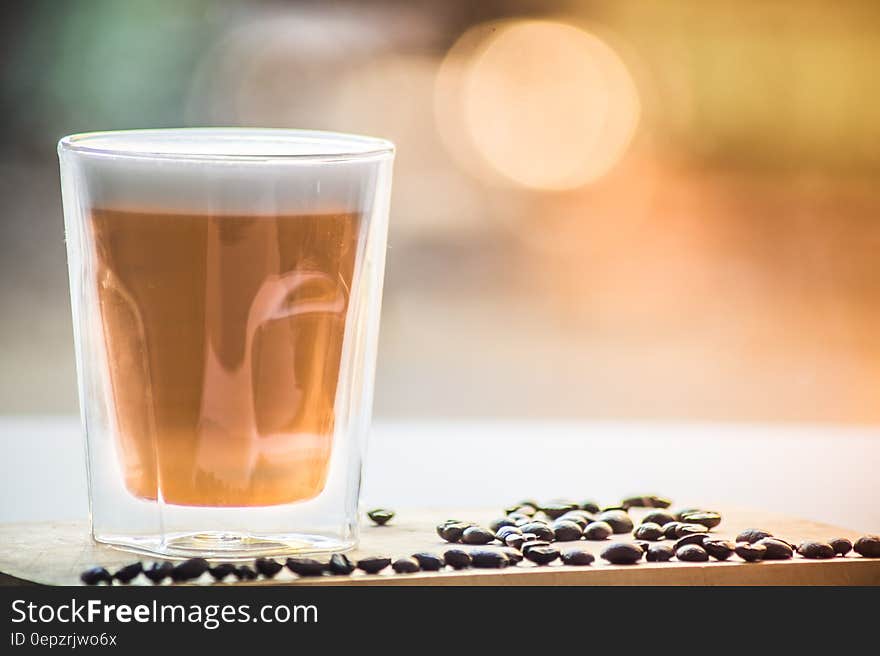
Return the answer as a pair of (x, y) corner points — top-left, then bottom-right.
(58, 127), (395, 163)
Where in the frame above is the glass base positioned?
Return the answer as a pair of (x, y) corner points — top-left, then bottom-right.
(95, 531), (356, 561)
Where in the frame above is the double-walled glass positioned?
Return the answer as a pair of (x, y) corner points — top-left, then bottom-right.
(59, 128), (393, 558)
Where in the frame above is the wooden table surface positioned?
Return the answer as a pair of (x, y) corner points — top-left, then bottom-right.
(1, 508), (877, 586)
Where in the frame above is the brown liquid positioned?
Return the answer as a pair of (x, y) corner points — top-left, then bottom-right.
(91, 208), (360, 506)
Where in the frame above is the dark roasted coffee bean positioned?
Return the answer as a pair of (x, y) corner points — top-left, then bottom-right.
(674, 533), (709, 551)
(633, 540), (651, 555)
(829, 537), (852, 556)
(209, 563), (236, 581)
(622, 494), (670, 510)
(601, 542), (643, 565)
(519, 522), (554, 542)
(679, 511), (722, 530)
(505, 504), (538, 517)
(646, 544), (675, 562)
(663, 522), (683, 539)
(525, 545), (560, 565)
(561, 548), (595, 566)
(558, 512), (591, 529)
(735, 542), (767, 562)
(853, 535), (880, 558)
(462, 526), (496, 545)
(736, 528), (773, 544)
(580, 500), (601, 514)
(552, 520), (583, 542)
(797, 541), (835, 559)
(235, 565), (258, 581)
(675, 508), (704, 521)
(634, 522), (664, 541)
(583, 521), (614, 541)
(287, 558), (327, 576)
(328, 554), (355, 575)
(356, 556), (392, 574)
(367, 508), (395, 526)
(495, 526), (522, 542)
(505, 500), (539, 515)
(172, 558), (209, 582)
(500, 547), (524, 564)
(392, 557), (420, 573)
(677, 523), (708, 538)
(490, 517), (518, 533)
(703, 538), (735, 561)
(113, 562), (142, 584)
(755, 538), (793, 560)
(505, 534), (525, 550)
(521, 540), (552, 556)
(642, 510), (676, 527)
(444, 549), (473, 569)
(541, 502), (579, 519)
(437, 521), (472, 543)
(143, 561), (173, 583)
(470, 550), (509, 568)
(81, 566), (112, 585)
(595, 510), (633, 534)
(255, 557), (283, 578)
(505, 512), (531, 523)
(412, 552), (444, 571)
(676, 544), (709, 562)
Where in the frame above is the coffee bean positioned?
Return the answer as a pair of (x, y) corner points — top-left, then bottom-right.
(676, 544), (709, 562)
(677, 524), (709, 538)
(287, 558), (327, 576)
(521, 540), (552, 556)
(328, 554), (355, 575)
(444, 549), (473, 569)
(854, 535), (880, 558)
(829, 537), (853, 556)
(679, 511), (722, 530)
(209, 563), (236, 581)
(674, 533), (709, 551)
(506, 513), (532, 524)
(601, 505), (627, 513)
(470, 550), (510, 568)
(392, 557), (420, 573)
(580, 500), (601, 514)
(519, 522), (554, 542)
(356, 556), (392, 574)
(622, 494), (672, 510)
(561, 548), (595, 566)
(525, 545), (560, 565)
(736, 528), (773, 544)
(500, 547), (524, 564)
(552, 520), (583, 542)
(595, 510), (633, 534)
(505, 504), (538, 517)
(583, 521), (614, 541)
(462, 526), (496, 545)
(505, 534), (525, 550)
(541, 502), (579, 519)
(143, 562), (173, 583)
(662, 522), (683, 539)
(495, 526), (522, 542)
(113, 562), (142, 584)
(235, 565), (258, 581)
(600, 542), (643, 565)
(735, 542), (767, 562)
(703, 538), (735, 561)
(634, 522), (664, 541)
(81, 566), (112, 585)
(367, 508), (395, 526)
(412, 552), (445, 571)
(646, 544), (675, 562)
(557, 511), (591, 529)
(797, 541), (835, 559)
(754, 538), (793, 560)
(437, 521), (471, 543)
(490, 517), (518, 533)
(642, 511), (676, 527)
(255, 557), (283, 578)
(505, 500), (540, 515)
(675, 508), (704, 521)
(172, 558), (209, 582)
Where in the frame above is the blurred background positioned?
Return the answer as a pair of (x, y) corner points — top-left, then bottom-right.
(3, 0), (880, 424)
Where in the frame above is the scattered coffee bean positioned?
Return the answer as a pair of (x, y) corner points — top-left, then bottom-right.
(437, 521), (471, 543)
(495, 526), (522, 542)
(143, 561), (173, 584)
(255, 557), (283, 578)
(754, 538), (793, 560)
(797, 541), (835, 560)
(209, 563), (236, 581)
(444, 549), (473, 569)
(674, 533), (709, 551)
(367, 508), (395, 526)
(662, 522), (682, 539)
(622, 495), (672, 510)
(392, 557), (420, 573)
(736, 528), (773, 544)
(172, 558), (209, 582)
(235, 565), (258, 581)
(677, 524), (709, 538)
(646, 544), (675, 562)
(583, 521), (614, 541)
(675, 508), (704, 521)
(642, 511), (676, 527)
(287, 558), (327, 576)
(356, 556), (392, 574)
(81, 566), (112, 585)
(500, 547), (524, 564)
(557, 512), (590, 529)
(601, 542), (643, 565)
(829, 537), (853, 556)
(524, 545), (560, 565)
(505, 500), (539, 515)
(634, 522), (664, 541)
(735, 542), (767, 562)
(470, 550), (509, 568)
(679, 511), (722, 530)
(676, 544), (709, 562)
(505, 534), (525, 550)
(521, 540), (552, 557)
(506, 513), (531, 524)
(853, 535), (880, 558)
(561, 548), (595, 566)
(580, 500), (601, 514)
(519, 522), (554, 542)
(540, 502), (579, 519)
(505, 504), (538, 517)
(328, 554), (355, 575)
(412, 552), (445, 571)
(552, 520), (583, 542)
(462, 526), (496, 545)
(595, 510), (633, 534)
(703, 538), (735, 561)
(113, 562), (142, 584)
(490, 517), (517, 533)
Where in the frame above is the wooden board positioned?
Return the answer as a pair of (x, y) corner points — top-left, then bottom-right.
(0, 508), (877, 586)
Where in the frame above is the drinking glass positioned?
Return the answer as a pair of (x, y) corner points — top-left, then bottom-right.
(58, 128), (394, 558)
